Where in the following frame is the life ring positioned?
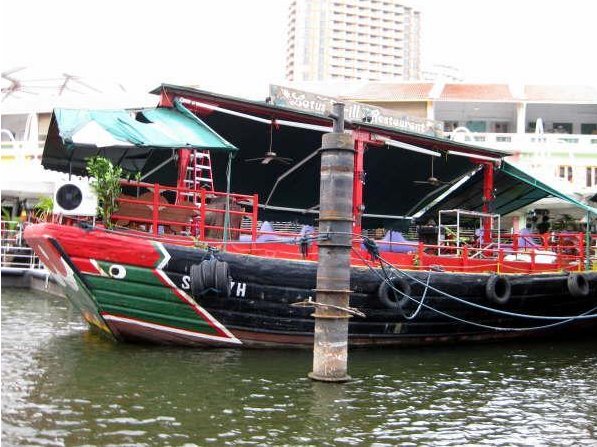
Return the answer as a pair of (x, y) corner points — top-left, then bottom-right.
(485, 275), (511, 305)
(567, 273), (589, 298)
(378, 276), (412, 310)
(190, 259), (231, 298)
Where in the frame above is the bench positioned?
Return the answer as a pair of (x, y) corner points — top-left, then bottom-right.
(113, 192), (198, 233)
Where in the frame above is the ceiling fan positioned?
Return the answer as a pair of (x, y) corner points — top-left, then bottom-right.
(413, 156), (450, 186)
(245, 120), (293, 165)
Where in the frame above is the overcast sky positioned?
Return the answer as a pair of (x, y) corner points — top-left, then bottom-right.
(2, 0), (596, 99)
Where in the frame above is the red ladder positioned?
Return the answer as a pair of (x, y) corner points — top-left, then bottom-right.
(181, 149), (213, 205)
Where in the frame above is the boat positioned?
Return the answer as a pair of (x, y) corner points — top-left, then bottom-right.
(23, 84), (597, 348)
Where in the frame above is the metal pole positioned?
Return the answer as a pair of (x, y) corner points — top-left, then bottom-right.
(309, 103), (354, 383)
(586, 210), (591, 271)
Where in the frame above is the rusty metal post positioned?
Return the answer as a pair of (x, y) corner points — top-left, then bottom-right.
(309, 103), (354, 382)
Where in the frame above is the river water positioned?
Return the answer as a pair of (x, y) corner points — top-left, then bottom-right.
(2, 287), (596, 446)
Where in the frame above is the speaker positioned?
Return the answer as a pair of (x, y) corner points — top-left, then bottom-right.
(53, 178), (98, 216)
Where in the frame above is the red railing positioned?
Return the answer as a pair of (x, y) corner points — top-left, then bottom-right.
(111, 180), (258, 241)
(356, 233), (591, 273)
(100, 179), (595, 272)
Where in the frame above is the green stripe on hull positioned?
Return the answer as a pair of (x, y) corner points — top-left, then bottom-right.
(85, 275), (180, 302)
(83, 274), (220, 336)
(95, 262), (164, 287)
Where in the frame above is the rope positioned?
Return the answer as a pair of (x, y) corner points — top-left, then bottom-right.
(377, 250), (597, 321)
(352, 245), (597, 332)
(291, 297), (366, 318)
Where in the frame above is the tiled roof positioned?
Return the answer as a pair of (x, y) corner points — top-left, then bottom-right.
(278, 81), (597, 104)
(344, 82), (435, 101)
(524, 85), (597, 102)
(438, 84), (514, 101)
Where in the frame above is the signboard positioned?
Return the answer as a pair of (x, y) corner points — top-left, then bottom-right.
(270, 85), (444, 137)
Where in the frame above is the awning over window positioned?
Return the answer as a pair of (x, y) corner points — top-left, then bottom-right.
(42, 100), (237, 177)
(410, 161), (597, 219)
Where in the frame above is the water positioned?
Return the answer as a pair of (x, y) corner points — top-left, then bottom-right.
(2, 287), (596, 446)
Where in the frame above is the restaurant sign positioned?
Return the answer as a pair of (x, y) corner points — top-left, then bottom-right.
(269, 85), (444, 137)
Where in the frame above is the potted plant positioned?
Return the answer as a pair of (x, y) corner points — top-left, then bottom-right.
(33, 196), (54, 222)
(86, 156), (123, 228)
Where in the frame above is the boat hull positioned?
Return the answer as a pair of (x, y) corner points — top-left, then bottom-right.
(24, 224), (597, 348)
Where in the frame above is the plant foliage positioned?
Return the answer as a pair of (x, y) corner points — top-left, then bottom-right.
(86, 156), (123, 228)
(33, 196), (54, 221)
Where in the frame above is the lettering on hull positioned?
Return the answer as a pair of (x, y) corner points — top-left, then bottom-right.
(181, 275), (247, 297)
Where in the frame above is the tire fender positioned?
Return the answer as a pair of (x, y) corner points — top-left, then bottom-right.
(378, 276), (412, 310)
(567, 273), (589, 298)
(485, 274), (511, 305)
(190, 259), (231, 298)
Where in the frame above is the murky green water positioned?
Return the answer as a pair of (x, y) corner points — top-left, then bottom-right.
(2, 287), (596, 446)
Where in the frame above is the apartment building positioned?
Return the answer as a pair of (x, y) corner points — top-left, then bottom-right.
(285, 0), (421, 82)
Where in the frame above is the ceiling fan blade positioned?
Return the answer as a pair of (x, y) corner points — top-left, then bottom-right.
(245, 157), (266, 162)
(261, 158), (273, 165)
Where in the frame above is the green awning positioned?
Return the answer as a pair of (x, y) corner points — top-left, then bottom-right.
(42, 101), (237, 177)
(410, 160), (597, 219)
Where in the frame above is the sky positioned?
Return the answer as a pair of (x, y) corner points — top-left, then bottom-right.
(2, 0), (597, 100)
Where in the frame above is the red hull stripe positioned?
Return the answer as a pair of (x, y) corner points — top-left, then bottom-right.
(72, 257), (104, 276)
(101, 313), (242, 344)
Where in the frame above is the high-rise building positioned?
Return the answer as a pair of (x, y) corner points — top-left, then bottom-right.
(285, 0), (421, 82)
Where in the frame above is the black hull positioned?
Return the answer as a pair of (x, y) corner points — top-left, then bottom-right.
(164, 244), (597, 347)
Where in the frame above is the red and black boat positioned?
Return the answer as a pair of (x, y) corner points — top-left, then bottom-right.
(24, 84), (597, 347)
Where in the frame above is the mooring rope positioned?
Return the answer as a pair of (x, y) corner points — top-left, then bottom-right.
(351, 235), (597, 330)
(353, 246), (597, 331)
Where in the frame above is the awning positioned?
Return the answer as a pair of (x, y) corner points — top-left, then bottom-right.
(149, 84), (514, 225)
(410, 161), (597, 219)
(41, 100), (237, 178)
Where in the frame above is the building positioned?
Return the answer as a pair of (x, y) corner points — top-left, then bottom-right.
(339, 82), (597, 195)
(285, 0), (421, 82)
(1, 68), (155, 216)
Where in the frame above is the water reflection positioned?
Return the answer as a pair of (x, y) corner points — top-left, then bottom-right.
(2, 288), (596, 446)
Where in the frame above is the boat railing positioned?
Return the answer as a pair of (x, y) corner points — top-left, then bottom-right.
(368, 230), (592, 273)
(1, 221), (45, 271)
(111, 179), (259, 242)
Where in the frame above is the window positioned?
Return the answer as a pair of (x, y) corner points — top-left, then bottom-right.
(558, 165), (573, 182)
(493, 122), (509, 133)
(581, 123), (597, 135)
(465, 121), (487, 132)
(552, 122), (573, 134)
(586, 166), (597, 188)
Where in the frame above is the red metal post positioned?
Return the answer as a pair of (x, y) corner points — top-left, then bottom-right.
(352, 132), (367, 239)
(176, 148), (192, 203)
(252, 194), (259, 242)
(152, 183), (160, 235)
(481, 162), (494, 245)
(200, 189), (206, 240)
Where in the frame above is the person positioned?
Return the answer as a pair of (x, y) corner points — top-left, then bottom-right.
(536, 214), (550, 234)
(519, 223), (537, 248)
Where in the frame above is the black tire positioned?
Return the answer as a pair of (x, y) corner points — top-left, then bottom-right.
(378, 276), (411, 310)
(485, 275), (511, 305)
(567, 273), (589, 298)
(190, 262), (205, 298)
(190, 259), (231, 298)
(214, 260), (231, 297)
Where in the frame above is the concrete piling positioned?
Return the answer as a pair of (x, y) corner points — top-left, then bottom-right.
(309, 103), (354, 383)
